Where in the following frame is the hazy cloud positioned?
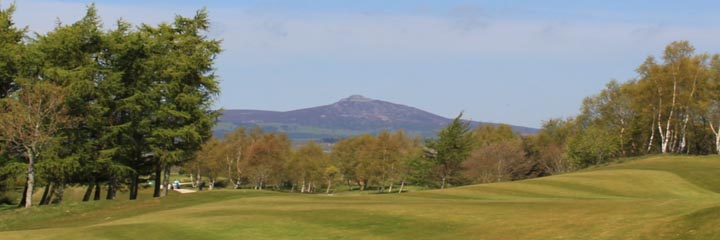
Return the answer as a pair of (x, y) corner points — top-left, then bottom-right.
(448, 3), (489, 32)
(630, 25), (665, 39)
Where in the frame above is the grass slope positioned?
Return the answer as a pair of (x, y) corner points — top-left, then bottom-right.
(1, 155), (719, 239)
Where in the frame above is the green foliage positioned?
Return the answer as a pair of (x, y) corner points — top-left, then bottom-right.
(0, 4), (223, 205)
(425, 113), (474, 188)
(287, 140), (327, 192)
(567, 125), (620, 168)
(0, 3), (24, 98)
(472, 124), (518, 149)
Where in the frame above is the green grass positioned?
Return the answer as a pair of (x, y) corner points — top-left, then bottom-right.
(1, 155), (719, 239)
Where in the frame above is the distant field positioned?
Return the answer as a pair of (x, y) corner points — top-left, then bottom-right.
(1, 155), (719, 239)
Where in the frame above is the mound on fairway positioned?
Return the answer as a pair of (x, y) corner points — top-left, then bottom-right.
(1, 155), (719, 239)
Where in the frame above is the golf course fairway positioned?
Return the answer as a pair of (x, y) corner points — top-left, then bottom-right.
(1, 155), (719, 239)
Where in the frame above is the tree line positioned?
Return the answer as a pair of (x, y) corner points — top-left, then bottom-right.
(189, 115), (571, 193)
(0, 4), (220, 207)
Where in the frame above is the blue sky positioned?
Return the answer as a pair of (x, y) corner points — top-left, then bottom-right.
(10, 1), (720, 128)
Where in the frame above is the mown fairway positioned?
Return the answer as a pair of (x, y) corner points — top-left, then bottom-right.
(1, 155), (719, 239)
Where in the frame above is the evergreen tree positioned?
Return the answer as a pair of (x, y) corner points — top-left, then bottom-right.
(0, 3), (25, 204)
(31, 5), (108, 202)
(142, 9), (221, 197)
(0, 3), (24, 98)
(425, 113), (474, 189)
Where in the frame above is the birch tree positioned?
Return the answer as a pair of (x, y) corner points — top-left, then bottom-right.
(708, 55), (720, 154)
(0, 82), (75, 208)
(636, 41), (709, 154)
(222, 127), (250, 189)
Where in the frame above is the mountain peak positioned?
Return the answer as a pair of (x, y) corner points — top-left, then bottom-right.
(338, 95), (374, 103)
(218, 96), (539, 141)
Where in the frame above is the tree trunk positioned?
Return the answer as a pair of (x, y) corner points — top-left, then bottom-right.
(717, 133), (720, 155)
(659, 75), (679, 154)
(647, 118), (656, 153)
(195, 171), (201, 191)
(42, 184), (55, 205)
(162, 165), (170, 197)
(129, 173), (139, 200)
(190, 173), (196, 188)
(677, 69), (699, 154)
(153, 163), (161, 198)
(440, 176), (446, 189)
(82, 184), (93, 202)
(710, 122), (720, 154)
(106, 178), (117, 200)
(209, 178), (215, 191)
(619, 124), (626, 156)
(326, 179), (332, 194)
(24, 150), (35, 208)
(46, 184), (56, 204)
(93, 182), (101, 201)
(52, 182), (64, 204)
(388, 182), (393, 193)
(398, 179), (405, 193)
(39, 184), (51, 205)
(18, 181), (27, 208)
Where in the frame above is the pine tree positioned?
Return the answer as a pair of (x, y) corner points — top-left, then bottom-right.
(425, 113), (474, 189)
(0, 3), (24, 98)
(142, 9), (222, 197)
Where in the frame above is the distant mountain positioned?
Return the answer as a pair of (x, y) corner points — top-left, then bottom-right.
(215, 95), (538, 142)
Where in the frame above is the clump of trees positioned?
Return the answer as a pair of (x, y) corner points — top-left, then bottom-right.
(190, 114), (571, 191)
(190, 127), (422, 193)
(0, 4), (220, 207)
(421, 115), (572, 187)
(565, 41), (720, 166)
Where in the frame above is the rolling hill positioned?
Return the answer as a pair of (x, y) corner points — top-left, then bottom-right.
(2, 155), (719, 239)
(216, 95), (538, 141)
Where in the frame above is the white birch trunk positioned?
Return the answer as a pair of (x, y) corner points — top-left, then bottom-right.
(195, 171), (201, 190)
(25, 151), (35, 208)
(678, 66), (700, 154)
(398, 179), (405, 193)
(647, 117), (656, 153)
(190, 174), (197, 188)
(24, 146), (37, 208)
(710, 122), (720, 154)
(326, 180), (332, 194)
